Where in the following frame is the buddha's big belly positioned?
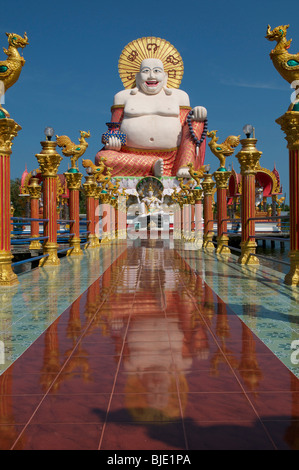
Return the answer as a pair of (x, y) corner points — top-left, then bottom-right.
(120, 115), (182, 149)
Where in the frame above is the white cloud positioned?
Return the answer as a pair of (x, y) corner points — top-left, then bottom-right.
(220, 78), (288, 91)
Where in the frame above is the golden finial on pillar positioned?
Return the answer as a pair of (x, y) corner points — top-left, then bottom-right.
(207, 130), (240, 170)
(0, 32), (29, 118)
(0, 31), (28, 286)
(56, 130), (90, 171)
(265, 24), (299, 111)
(266, 23), (299, 285)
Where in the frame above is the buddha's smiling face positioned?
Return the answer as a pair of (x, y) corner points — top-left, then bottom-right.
(136, 59), (167, 95)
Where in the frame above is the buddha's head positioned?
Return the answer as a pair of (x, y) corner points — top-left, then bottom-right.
(135, 58), (168, 95)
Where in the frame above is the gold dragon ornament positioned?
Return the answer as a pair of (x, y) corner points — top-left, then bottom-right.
(0, 32), (29, 118)
(56, 130), (90, 170)
(207, 130), (240, 170)
(265, 24), (299, 110)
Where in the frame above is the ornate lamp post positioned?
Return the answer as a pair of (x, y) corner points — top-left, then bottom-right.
(236, 125), (262, 265)
(202, 170), (215, 251)
(35, 127), (63, 266)
(27, 172), (42, 250)
(0, 118), (22, 285)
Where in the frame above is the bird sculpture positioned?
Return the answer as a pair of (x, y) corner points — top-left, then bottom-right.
(265, 24), (299, 110)
(187, 163), (209, 188)
(82, 157), (112, 185)
(56, 130), (90, 170)
(207, 130), (240, 170)
(178, 178), (194, 196)
(277, 196), (286, 207)
(0, 32), (29, 117)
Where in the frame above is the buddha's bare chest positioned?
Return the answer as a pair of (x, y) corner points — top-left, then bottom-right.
(123, 94), (180, 117)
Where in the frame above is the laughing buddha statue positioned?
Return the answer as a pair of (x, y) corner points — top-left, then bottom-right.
(95, 37), (207, 178)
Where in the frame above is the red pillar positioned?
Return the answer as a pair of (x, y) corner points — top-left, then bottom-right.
(202, 173), (215, 251)
(276, 112), (299, 285)
(213, 170), (231, 254)
(65, 171), (83, 255)
(0, 118), (21, 285)
(83, 175), (100, 248)
(28, 177), (42, 250)
(236, 138), (262, 265)
(35, 140), (62, 266)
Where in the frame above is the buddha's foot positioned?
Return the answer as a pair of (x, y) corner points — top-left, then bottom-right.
(154, 158), (164, 177)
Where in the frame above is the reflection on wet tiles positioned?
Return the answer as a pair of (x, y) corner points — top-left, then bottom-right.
(177, 245), (299, 380)
(0, 242), (127, 375)
(1, 238), (299, 450)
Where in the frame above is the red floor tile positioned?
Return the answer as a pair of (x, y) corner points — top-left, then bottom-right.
(184, 420), (275, 450)
(12, 423), (103, 450)
(1, 240), (299, 450)
(29, 393), (111, 424)
(100, 421), (187, 450)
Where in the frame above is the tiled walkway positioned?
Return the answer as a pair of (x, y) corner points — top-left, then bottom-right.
(0, 239), (298, 450)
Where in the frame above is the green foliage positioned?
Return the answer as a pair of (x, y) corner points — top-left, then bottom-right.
(79, 189), (86, 214)
(10, 178), (28, 217)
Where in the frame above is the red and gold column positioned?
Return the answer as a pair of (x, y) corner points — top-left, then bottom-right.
(193, 188), (203, 244)
(28, 176), (42, 250)
(94, 186), (101, 243)
(236, 138), (262, 265)
(35, 140), (62, 266)
(182, 200), (191, 241)
(276, 111), (299, 285)
(65, 170), (83, 256)
(213, 170), (231, 254)
(83, 174), (100, 248)
(0, 118), (22, 286)
(117, 193), (127, 240)
(202, 172), (215, 251)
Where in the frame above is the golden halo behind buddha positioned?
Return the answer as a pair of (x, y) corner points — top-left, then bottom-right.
(118, 37), (184, 89)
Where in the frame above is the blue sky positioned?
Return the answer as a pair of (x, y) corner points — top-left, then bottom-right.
(3, 0), (299, 202)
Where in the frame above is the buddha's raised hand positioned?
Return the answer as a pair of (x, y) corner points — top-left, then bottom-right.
(191, 106), (207, 121)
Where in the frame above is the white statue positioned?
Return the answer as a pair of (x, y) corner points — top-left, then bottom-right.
(137, 183), (164, 215)
(96, 37), (207, 178)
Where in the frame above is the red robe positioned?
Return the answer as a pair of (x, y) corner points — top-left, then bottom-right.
(95, 106), (206, 177)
